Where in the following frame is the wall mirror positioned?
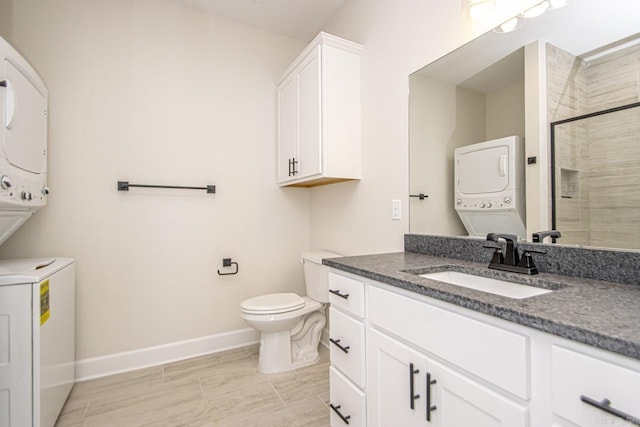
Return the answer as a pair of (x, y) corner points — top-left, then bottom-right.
(409, 0), (640, 250)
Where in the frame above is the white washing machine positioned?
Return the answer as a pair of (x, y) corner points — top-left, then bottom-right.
(0, 258), (75, 427)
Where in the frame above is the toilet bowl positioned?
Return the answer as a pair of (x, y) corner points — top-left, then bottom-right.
(240, 251), (340, 373)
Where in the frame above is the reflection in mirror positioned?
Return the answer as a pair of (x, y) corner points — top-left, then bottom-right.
(409, 0), (640, 250)
(552, 102), (640, 249)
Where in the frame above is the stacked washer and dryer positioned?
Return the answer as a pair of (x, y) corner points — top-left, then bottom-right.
(0, 36), (76, 427)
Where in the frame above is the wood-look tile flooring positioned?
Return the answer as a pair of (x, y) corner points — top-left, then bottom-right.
(55, 344), (330, 427)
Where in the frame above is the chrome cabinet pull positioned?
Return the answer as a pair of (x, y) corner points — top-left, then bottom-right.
(580, 395), (640, 426)
(329, 338), (350, 354)
(329, 289), (349, 299)
(330, 404), (351, 425)
(409, 363), (421, 409)
(426, 372), (437, 421)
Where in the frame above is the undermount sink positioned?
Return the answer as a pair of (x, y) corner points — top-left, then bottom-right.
(419, 271), (553, 299)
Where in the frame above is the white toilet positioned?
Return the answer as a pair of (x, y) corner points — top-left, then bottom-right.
(240, 251), (340, 373)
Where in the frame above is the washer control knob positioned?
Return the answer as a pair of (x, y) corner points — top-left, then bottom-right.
(0, 175), (11, 189)
(28, 192), (33, 201)
(20, 191), (27, 200)
(480, 202), (486, 208)
(487, 202), (492, 208)
(456, 199), (462, 206)
(41, 186), (50, 196)
(504, 196), (512, 204)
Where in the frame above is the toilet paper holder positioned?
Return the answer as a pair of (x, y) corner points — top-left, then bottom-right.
(217, 258), (238, 276)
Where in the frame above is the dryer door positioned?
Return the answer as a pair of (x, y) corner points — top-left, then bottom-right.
(2, 59), (47, 174)
(457, 145), (510, 195)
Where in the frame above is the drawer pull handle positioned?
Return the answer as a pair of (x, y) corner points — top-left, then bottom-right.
(330, 338), (350, 354)
(329, 289), (350, 299)
(409, 363), (421, 409)
(580, 395), (640, 426)
(426, 372), (437, 421)
(330, 403), (351, 425)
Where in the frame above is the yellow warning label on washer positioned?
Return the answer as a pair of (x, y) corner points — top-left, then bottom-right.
(40, 280), (50, 325)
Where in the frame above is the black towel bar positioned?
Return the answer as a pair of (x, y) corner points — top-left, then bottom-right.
(117, 181), (215, 194)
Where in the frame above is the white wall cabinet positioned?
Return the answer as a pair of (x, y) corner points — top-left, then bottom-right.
(328, 268), (640, 426)
(276, 32), (362, 187)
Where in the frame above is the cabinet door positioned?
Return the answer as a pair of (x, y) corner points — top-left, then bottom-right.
(428, 357), (528, 427)
(296, 46), (322, 179)
(0, 284), (33, 427)
(368, 328), (428, 427)
(276, 73), (298, 183)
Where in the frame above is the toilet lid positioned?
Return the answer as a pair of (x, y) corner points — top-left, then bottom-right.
(241, 293), (306, 314)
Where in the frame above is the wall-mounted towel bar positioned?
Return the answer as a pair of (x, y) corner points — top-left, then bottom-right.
(410, 193), (429, 200)
(117, 181), (216, 194)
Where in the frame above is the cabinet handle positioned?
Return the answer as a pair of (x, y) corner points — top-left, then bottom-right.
(288, 158), (293, 176)
(291, 157), (298, 176)
(330, 404), (351, 425)
(426, 372), (437, 421)
(409, 363), (421, 409)
(580, 395), (640, 426)
(329, 338), (350, 354)
(329, 289), (350, 299)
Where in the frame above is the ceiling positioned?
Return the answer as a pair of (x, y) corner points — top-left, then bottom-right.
(165, 0), (347, 41)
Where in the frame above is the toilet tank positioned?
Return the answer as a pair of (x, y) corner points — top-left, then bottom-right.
(301, 251), (341, 303)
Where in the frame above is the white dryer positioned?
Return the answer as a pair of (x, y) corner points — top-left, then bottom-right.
(0, 258), (75, 427)
(454, 136), (526, 239)
(0, 35), (49, 245)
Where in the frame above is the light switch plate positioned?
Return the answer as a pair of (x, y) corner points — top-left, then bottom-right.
(392, 199), (401, 220)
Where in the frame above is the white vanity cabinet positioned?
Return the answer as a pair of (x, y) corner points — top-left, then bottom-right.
(328, 272), (366, 427)
(276, 32), (362, 187)
(551, 346), (640, 426)
(367, 285), (528, 427)
(327, 267), (640, 427)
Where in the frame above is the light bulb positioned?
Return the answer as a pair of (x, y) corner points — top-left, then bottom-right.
(497, 17), (519, 33)
(523, 1), (549, 18)
(465, 0), (496, 20)
(548, 0), (568, 9)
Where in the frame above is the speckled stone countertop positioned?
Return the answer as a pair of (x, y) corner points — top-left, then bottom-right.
(323, 251), (640, 361)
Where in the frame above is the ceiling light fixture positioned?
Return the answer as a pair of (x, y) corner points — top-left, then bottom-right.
(463, 0), (497, 21)
(522, 1), (550, 18)
(494, 15), (525, 33)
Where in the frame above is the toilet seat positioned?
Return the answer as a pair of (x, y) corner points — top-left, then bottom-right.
(240, 292), (306, 315)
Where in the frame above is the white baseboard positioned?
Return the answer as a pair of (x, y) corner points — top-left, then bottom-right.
(75, 328), (260, 382)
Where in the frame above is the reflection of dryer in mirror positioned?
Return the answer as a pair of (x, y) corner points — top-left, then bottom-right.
(0, 36), (48, 245)
(454, 135), (526, 239)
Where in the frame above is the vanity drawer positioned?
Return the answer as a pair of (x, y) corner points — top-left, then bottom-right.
(329, 272), (365, 318)
(329, 307), (366, 388)
(551, 345), (640, 426)
(330, 366), (366, 427)
(368, 285), (529, 399)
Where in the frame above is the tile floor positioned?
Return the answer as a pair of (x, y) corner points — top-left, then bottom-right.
(55, 344), (330, 427)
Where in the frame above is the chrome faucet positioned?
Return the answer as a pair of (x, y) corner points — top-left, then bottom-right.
(484, 233), (544, 275)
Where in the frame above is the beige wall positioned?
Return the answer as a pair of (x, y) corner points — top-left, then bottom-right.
(409, 76), (485, 236)
(0, 0), (541, 363)
(0, 0), (308, 360)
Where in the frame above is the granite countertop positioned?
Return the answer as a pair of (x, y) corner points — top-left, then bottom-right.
(323, 251), (640, 361)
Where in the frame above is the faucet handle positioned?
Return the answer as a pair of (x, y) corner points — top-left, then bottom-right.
(483, 244), (504, 265)
(517, 249), (546, 273)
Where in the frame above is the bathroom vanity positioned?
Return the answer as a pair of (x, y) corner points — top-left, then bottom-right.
(325, 236), (640, 427)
